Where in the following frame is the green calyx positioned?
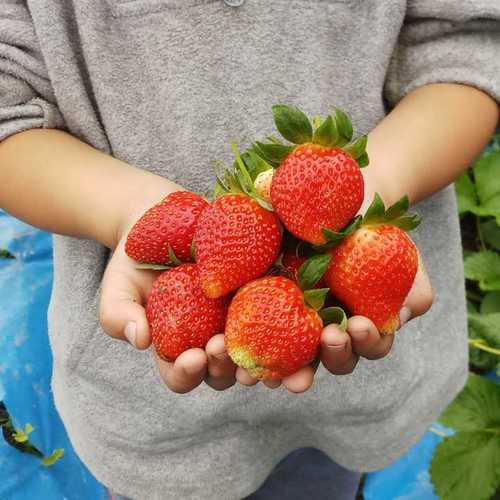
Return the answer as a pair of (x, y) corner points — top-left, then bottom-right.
(298, 253), (347, 330)
(252, 104), (369, 167)
(362, 193), (421, 231)
(213, 141), (274, 211)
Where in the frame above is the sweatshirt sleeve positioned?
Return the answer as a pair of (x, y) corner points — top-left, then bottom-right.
(385, 0), (500, 108)
(0, 1), (65, 142)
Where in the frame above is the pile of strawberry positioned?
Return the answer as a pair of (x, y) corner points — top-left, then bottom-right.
(126, 105), (421, 381)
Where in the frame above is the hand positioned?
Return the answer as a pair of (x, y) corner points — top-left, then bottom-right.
(99, 188), (238, 394)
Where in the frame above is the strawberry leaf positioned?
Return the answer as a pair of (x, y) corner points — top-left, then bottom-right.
(362, 194), (420, 231)
(472, 150), (500, 221)
(344, 135), (368, 161)
(482, 219), (500, 251)
(455, 172), (478, 216)
(319, 307), (347, 330)
(243, 148), (273, 181)
(254, 142), (295, 167)
(430, 375), (500, 500)
(356, 151), (369, 168)
(312, 115), (339, 148)
(363, 193), (386, 224)
(42, 448), (65, 467)
(272, 104), (313, 144)
(334, 109), (353, 147)
(318, 216), (362, 249)
(430, 431), (500, 500)
(0, 248), (15, 259)
(464, 251), (500, 291)
(298, 254), (331, 290)
(480, 292), (500, 314)
(303, 288), (330, 311)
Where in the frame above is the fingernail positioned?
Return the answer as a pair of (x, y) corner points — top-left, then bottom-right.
(400, 307), (412, 326)
(351, 330), (368, 341)
(213, 352), (229, 362)
(328, 343), (347, 352)
(124, 321), (137, 348)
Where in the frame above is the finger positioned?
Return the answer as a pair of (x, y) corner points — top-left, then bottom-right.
(235, 367), (259, 386)
(401, 251), (433, 324)
(282, 366), (315, 393)
(99, 277), (151, 350)
(320, 324), (358, 375)
(348, 316), (393, 360)
(155, 348), (207, 394)
(205, 334), (236, 391)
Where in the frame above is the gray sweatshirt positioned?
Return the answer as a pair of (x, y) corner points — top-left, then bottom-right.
(1, 1), (499, 499)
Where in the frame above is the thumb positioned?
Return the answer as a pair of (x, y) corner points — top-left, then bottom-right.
(99, 270), (152, 350)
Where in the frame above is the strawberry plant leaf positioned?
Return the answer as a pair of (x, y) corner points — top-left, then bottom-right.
(385, 195), (409, 220)
(356, 151), (369, 168)
(464, 251), (500, 291)
(391, 214), (421, 231)
(317, 216), (362, 251)
(312, 114), (339, 147)
(303, 288), (330, 311)
(334, 109), (353, 147)
(272, 105), (313, 144)
(254, 142), (294, 167)
(344, 135), (367, 161)
(298, 254), (331, 290)
(482, 219), (500, 251)
(0, 248), (15, 259)
(455, 172), (478, 216)
(468, 313), (500, 348)
(439, 374), (500, 431)
(432, 375), (500, 500)
(468, 317), (499, 370)
(481, 292), (500, 314)
(472, 149), (500, 219)
(42, 448), (65, 466)
(319, 307), (347, 330)
(363, 193), (386, 223)
(243, 148), (273, 181)
(430, 431), (500, 500)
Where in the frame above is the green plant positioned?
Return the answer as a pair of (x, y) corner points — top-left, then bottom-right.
(0, 248), (15, 259)
(0, 401), (64, 466)
(455, 136), (500, 373)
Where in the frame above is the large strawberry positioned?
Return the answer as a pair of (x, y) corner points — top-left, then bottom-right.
(225, 276), (323, 380)
(225, 254), (345, 380)
(253, 105), (367, 245)
(324, 194), (420, 334)
(126, 191), (209, 264)
(146, 263), (228, 361)
(194, 193), (282, 298)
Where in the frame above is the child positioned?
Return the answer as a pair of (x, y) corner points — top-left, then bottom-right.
(0, 1), (498, 499)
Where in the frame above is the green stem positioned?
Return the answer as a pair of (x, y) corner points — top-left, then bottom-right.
(466, 289), (483, 303)
(476, 215), (487, 251)
(468, 338), (500, 356)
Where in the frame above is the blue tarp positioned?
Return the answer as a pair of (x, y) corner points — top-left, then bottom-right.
(0, 209), (472, 500)
(0, 211), (106, 500)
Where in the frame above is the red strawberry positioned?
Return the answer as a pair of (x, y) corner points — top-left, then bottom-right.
(146, 263), (228, 361)
(126, 191), (209, 264)
(194, 194), (282, 298)
(324, 195), (420, 334)
(271, 145), (364, 244)
(254, 105), (368, 245)
(225, 276), (323, 380)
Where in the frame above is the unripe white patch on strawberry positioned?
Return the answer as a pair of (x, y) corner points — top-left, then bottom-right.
(254, 169), (274, 203)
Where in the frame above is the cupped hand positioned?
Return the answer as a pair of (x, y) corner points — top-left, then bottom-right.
(99, 197), (238, 394)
